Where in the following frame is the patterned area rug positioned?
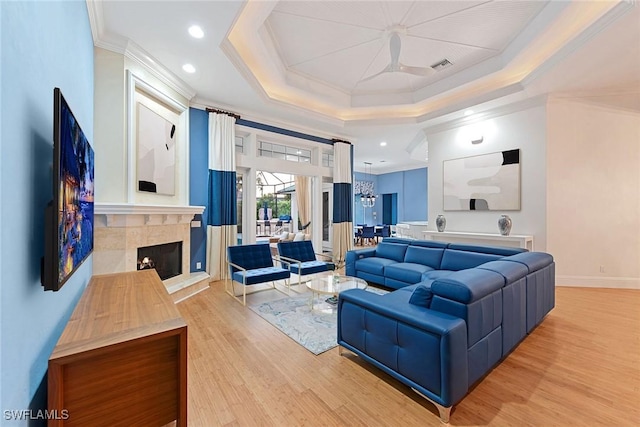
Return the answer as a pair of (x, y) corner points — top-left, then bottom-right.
(249, 287), (387, 355)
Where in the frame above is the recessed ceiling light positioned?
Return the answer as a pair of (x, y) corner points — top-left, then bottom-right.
(380, 142), (387, 146)
(188, 25), (204, 39)
(182, 63), (196, 74)
(464, 109), (474, 116)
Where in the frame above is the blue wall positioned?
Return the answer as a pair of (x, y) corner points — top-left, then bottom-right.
(354, 167), (428, 224)
(353, 172), (379, 225)
(1, 0), (94, 420)
(189, 108), (208, 272)
(401, 168), (428, 221)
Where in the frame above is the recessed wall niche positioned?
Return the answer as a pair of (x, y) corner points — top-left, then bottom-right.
(126, 70), (188, 204)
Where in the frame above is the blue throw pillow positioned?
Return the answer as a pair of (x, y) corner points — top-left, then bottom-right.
(409, 285), (433, 308)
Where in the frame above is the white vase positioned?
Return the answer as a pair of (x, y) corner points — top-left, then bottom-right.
(498, 215), (512, 236)
(436, 215), (446, 232)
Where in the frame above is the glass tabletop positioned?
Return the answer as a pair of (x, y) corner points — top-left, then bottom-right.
(306, 275), (368, 295)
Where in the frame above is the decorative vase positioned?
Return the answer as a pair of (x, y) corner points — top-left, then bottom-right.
(436, 215), (446, 232)
(498, 215), (512, 236)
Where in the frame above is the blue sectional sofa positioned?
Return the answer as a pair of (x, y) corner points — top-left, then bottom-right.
(339, 238), (555, 422)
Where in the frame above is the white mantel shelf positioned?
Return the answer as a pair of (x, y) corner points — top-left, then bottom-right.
(94, 203), (205, 227)
(423, 231), (534, 251)
(95, 203), (205, 216)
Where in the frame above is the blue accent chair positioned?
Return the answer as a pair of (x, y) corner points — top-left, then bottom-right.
(227, 243), (291, 305)
(277, 240), (335, 287)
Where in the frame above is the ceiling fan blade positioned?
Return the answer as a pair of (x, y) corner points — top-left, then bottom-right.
(360, 64), (393, 83)
(389, 33), (401, 68)
(398, 63), (435, 77)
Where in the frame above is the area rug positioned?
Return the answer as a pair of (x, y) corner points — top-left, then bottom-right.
(248, 287), (387, 355)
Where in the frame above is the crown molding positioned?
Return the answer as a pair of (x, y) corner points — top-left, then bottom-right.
(523, 1), (635, 87)
(86, 1), (196, 101)
(123, 41), (196, 101)
(86, 0), (126, 54)
(423, 95), (549, 136)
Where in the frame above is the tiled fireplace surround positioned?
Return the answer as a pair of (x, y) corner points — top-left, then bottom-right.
(93, 203), (208, 302)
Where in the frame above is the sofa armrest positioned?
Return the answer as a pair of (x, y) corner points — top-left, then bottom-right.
(338, 289), (466, 337)
(338, 289), (468, 407)
(345, 248), (376, 276)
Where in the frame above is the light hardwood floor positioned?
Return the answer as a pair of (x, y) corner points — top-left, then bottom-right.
(177, 282), (640, 426)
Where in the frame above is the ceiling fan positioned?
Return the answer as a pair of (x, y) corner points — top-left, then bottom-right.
(361, 32), (435, 82)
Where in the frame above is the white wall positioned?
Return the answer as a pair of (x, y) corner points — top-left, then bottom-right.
(93, 48), (191, 205)
(547, 99), (640, 288)
(426, 102), (548, 250)
(94, 48), (125, 202)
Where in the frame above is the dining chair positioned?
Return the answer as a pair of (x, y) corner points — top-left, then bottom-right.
(361, 226), (375, 245)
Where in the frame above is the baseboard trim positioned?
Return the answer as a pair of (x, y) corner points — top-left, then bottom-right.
(556, 275), (640, 290)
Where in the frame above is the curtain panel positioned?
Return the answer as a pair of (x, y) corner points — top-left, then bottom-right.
(332, 142), (353, 265)
(206, 112), (237, 281)
(295, 175), (311, 234)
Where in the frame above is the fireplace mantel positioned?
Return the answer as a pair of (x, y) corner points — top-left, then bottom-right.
(95, 203), (205, 227)
(93, 202), (209, 302)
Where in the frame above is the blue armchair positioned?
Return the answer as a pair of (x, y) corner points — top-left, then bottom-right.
(227, 243), (291, 305)
(277, 240), (335, 287)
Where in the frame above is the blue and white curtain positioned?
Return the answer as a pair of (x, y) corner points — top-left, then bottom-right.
(206, 112), (237, 280)
(332, 141), (353, 265)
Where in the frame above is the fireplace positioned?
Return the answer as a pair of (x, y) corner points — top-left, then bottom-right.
(93, 203), (208, 302)
(137, 241), (182, 281)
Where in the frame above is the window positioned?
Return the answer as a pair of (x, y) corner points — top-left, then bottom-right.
(322, 152), (334, 167)
(258, 141), (311, 163)
(235, 135), (244, 154)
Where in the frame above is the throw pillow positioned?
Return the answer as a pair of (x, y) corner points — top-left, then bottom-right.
(293, 232), (305, 241)
(409, 285), (433, 308)
(278, 232), (289, 241)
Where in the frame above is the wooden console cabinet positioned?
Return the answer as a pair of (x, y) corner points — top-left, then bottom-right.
(48, 270), (187, 426)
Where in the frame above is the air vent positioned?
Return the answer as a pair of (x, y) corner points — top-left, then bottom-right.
(430, 59), (453, 71)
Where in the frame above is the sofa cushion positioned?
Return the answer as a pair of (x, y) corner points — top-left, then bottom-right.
(408, 240), (449, 249)
(421, 270), (455, 281)
(232, 266), (290, 286)
(385, 262), (434, 284)
(404, 245), (445, 269)
(375, 242), (408, 263)
(431, 269), (505, 304)
(355, 257), (398, 276)
(409, 285), (433, 308)
(477, 260), (528, 283)
(440, 249), (503, 271)
(290, 260), (334, 275)
(446, 243), (527, 256)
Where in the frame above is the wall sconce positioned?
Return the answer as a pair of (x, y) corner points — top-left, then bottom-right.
(471, 136), (484, 144)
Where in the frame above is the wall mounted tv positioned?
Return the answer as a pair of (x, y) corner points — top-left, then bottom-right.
(41, 88), (95, 291)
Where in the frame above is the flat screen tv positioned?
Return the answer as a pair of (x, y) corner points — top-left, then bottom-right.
(42, 88), (95, 291)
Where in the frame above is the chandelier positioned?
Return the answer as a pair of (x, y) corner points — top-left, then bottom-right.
(360, 162), (376, 208)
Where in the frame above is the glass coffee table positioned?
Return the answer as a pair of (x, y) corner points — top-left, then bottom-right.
(306, 275), (367, 310)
